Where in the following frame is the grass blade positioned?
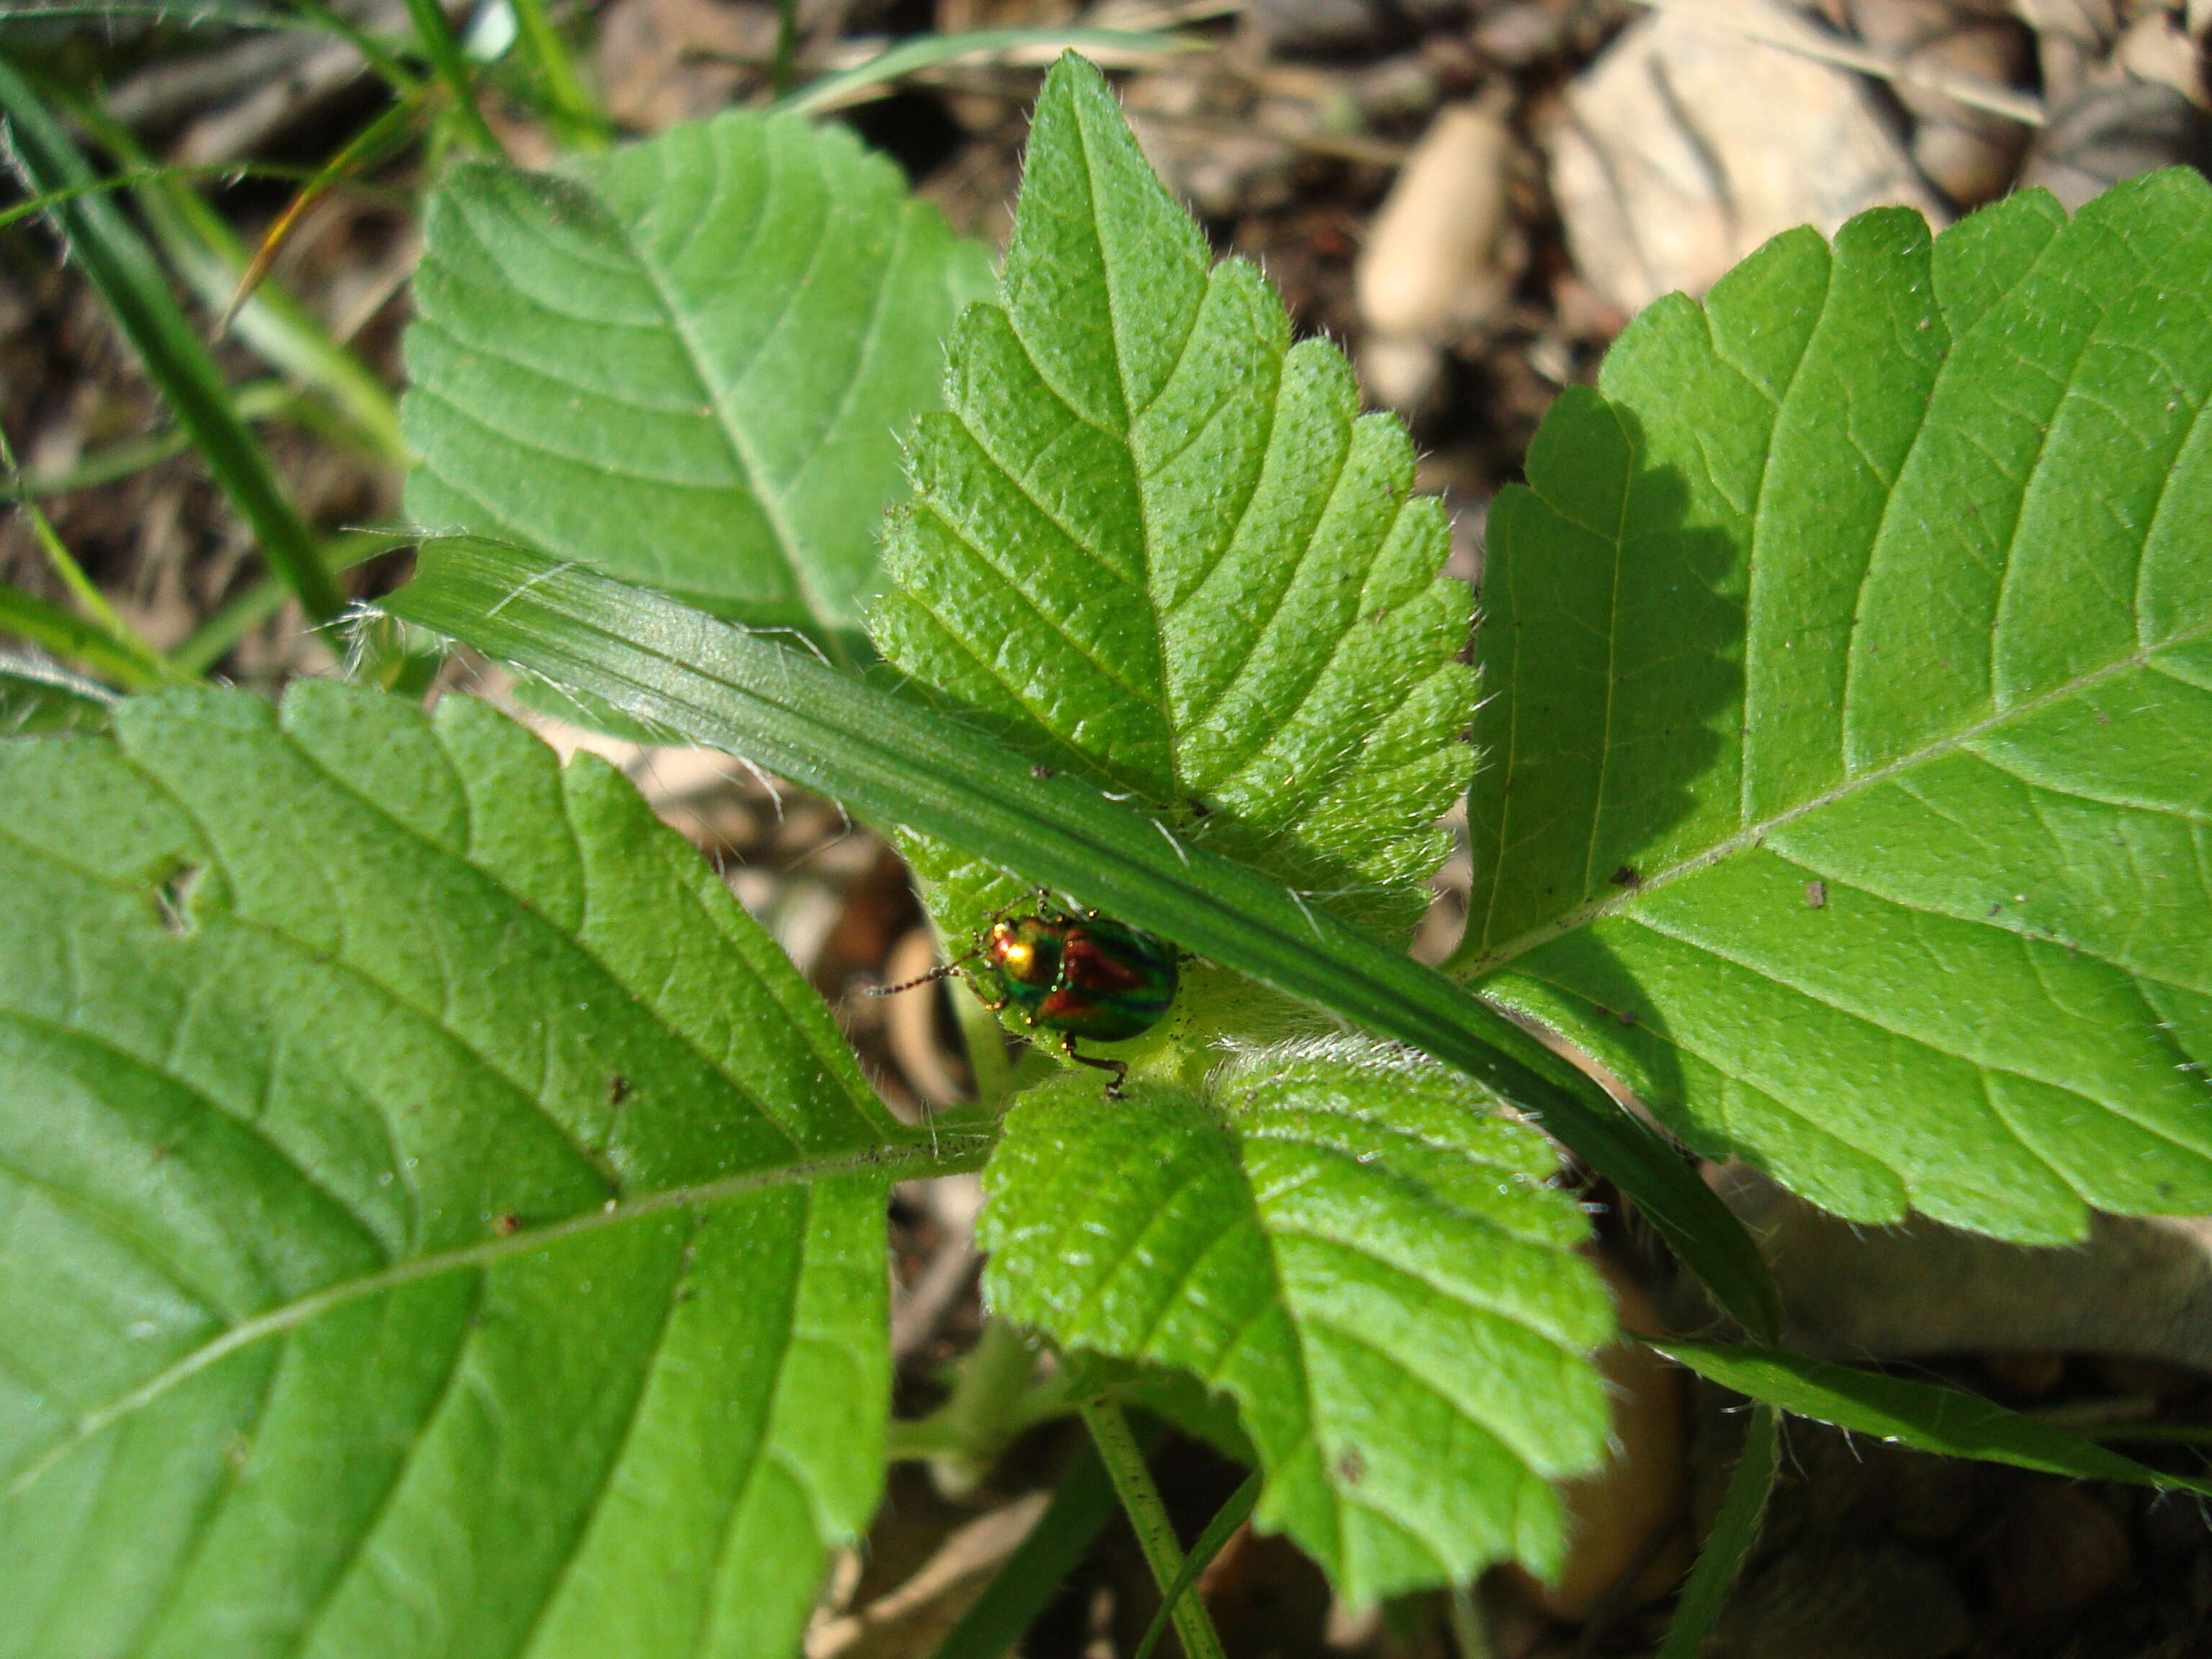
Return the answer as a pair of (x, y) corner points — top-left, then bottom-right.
(1131, 1468), (1261, 1659)
(0, 161), (327, 233)
(506, 0), (609, 145)
(1653, 1339), (2212, 1495)
(0, 58), (346, 621)
(0, 580), (170, 690)
(383, 537), (1781, 1340)
(1080, 1399), (1228, 1659)
(217, 88), (431, 332)
(1655, 1403), (1778, 1659)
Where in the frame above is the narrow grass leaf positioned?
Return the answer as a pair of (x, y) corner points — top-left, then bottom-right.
(1656, 1403), (1777, 1659)
(778, 27), (1196, 116)
(927, 1444), (1120, 1659)
(71, 99), (409, 465)
(1655, 1340), (2212, 1496)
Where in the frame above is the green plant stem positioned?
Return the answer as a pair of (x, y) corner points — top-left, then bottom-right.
(1078, 1397), (1228, 1659)
(18, 381), (305, 495)
(507, 0), (609, 148)
(1658, 1403), (1779, 1659)
(400, 0), (506, 154)
(925, 1318), (1039, 1495)
(1131, 1468), (1260, 1659)
(0, 162), (332, 233)
(287, 0), (421, 94)
(0, 426), (132, 646)
(0, 62), (346, 624)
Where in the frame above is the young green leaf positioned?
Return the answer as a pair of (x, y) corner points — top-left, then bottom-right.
(0, 684), (968, 1658)
(403, 112), (995, 649)
(1456, 171), (2212, 1243)
(980, 1040), (1612, 1606)
(871, 53), (1473, 938)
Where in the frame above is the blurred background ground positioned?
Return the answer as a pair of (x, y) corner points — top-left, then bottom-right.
(4, 0), (2212, 1653)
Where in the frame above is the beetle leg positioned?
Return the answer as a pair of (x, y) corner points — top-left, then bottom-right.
(1059, 1035), (1128, 1100)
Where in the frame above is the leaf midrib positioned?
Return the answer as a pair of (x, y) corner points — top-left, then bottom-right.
(610, 157), (833, 632)
(1462, 611), (2212, 976)
(0, 1138), (982, 1507)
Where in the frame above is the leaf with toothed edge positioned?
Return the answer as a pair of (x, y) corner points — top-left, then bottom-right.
(403, 110), (995, 650)
(869, 53), (1476, 941)
(978, 1039), (1612, 1609)
(1454, 171), (2212, 1246)
(0, 683), (965, 1659)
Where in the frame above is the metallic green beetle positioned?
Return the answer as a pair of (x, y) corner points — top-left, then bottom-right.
(878, 899), (1179, 1097)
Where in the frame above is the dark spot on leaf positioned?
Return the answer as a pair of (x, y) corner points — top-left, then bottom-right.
(493, 1212), (523, 1237)
(1615, 1008), (1637, 1026)
(1184, 796), (1210, 818)
(1609, 865), (1642, 889)
(151, 861), (203, 936)
(1030, 763), (1056, 780)
(1335, 1447), (1366, 1485)
(1804, 880), (1827, 909)
(606, 1073), (631, 1107)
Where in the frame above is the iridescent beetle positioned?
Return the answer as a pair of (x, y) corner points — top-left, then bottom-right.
(876, 895), (1178, 1097)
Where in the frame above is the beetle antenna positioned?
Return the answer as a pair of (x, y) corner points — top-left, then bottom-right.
(869, 950), (978, 996)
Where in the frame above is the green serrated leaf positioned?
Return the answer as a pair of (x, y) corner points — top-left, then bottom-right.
(1455, 172), (2212, 1244)
(979, 1038), (1611, 1606)
(871, 53), (1473, 938)
(403, 112), (994, 647)
(0, 683), (965, 1658)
